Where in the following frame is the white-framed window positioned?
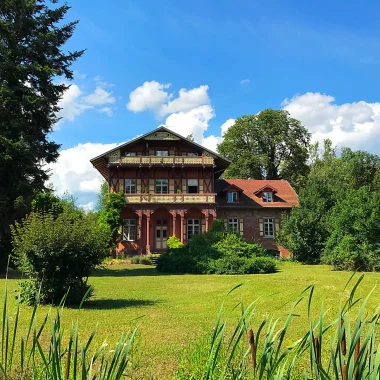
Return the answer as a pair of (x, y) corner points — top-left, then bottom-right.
(155, 150), (168, 157)
(264, 218), (274, 237)
(228, 218), (239, 233)
(123, 219), (137, 241)
(125, 179), (136, 194)
(227, 191), (238, 203)
(263, 192), (273, 203)
(155, 179), (168, 194)
(187, 179), (198, 194)
(187, 219), (200, 240)
(125, 152), (136, 156)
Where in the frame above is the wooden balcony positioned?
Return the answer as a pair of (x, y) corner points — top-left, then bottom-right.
(125, 193), (216, 204)
(109, 155), (214, 166)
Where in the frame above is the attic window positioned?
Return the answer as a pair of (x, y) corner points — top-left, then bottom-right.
(227, 191), (238, 203)
(262, 192), (273, 203)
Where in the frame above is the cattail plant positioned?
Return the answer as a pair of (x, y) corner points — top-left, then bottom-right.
(177, 274), (380, 379)
(0, 271), (137, 379)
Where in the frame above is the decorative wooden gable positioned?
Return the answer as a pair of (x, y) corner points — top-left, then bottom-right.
(144, 131), (180, 140)
(107, 149), (120, 163)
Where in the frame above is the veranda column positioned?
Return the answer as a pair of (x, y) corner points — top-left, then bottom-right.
(146, 210), (151, 253)
(180, 214), (184, 244)
(172, 211), (177, 237)
(137, 210), (142, 253)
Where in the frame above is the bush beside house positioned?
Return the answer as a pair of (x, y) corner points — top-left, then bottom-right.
(156, 220), (277, 274)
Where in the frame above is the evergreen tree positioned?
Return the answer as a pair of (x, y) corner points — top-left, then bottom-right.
(0, 0), (83, 268)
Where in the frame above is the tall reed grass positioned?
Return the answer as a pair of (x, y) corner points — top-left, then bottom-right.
(177, 274), (380, 379)
(0, 270), (137, 379)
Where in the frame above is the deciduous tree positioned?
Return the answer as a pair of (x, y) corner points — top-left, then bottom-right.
(217, 109), (311, 190)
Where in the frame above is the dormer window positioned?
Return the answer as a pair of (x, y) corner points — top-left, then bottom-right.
(227, 191), (238, 203)
(263, 192), (273, 203)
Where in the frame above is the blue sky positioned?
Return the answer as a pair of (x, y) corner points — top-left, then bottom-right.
(49, 0), (380, 209)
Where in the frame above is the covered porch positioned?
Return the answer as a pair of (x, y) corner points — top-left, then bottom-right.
(118, 206), (216, 254)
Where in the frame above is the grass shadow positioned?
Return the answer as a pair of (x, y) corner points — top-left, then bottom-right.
(92, 267), (183, 277)
(83, 298), (161, 310)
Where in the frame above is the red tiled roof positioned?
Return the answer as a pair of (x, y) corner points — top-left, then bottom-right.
(220, 179), (299, 208)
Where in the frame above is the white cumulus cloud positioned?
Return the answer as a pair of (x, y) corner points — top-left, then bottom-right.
(57, 84), (92, 123)
(83, 86), (116, 105)
(47, 142), (119, 201)
(126, 81), (211, 118)
(160, 85), (210, 116)
(165, 105), (215, 144)
(127, 81), (171, 112)
(57, 82), (116, 126)
(283, 92), (380, 154)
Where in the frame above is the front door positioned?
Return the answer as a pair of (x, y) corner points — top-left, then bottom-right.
(155, 219), (168, 249)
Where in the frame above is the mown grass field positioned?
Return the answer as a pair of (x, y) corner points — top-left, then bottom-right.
(1, 262), (380, 379)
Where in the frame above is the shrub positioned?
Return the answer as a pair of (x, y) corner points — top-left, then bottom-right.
(167, 235), (183, 249)
(12, 210), (109, 305)
(130, 255), (153, 265)
(157, 230), (276, 275)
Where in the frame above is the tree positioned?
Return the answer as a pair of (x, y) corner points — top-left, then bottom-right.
(217, 109), (311, 190)
(322, 187), (380, 271)
(96, 181), (109, 212)
(98, 192), (126, 249)
(279, 140), (380, 265)
(12, 208), (109, 305)
(0, 1), (84, 269)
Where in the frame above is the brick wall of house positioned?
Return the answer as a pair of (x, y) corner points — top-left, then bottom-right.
(218, 208), (291, 257)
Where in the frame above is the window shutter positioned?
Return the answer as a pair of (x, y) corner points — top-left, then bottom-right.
(199, 179), (204, 193)
(183, 219), (187, 241)
(149, 178), (154, 193)
(275, 218), (280, 236)
(119, 178), (124, 193)
(201, 218), (206, 233)
(169, 179), (175, 193)
(239, 218), (244, 236)
(136, 179), (142, 193)
(169, 149), (175, 156)
(182, 180), (187, 193)
(149, 149), (154, 155)
(259, 218), (264, 236)
(224, 219), (228, 231)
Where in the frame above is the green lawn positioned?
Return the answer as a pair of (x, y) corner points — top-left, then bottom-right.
(1, 262), (380, 379)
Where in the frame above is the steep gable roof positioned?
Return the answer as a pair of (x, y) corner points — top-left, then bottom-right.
(90, 125), (230, 179)
(216, 179), (298, 208)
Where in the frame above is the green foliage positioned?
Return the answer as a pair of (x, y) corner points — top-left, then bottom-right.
(157, 230), (275, 275)
(130, 255), (153, 265)
(177, 275), (380, 379)
(167, 235), (184, 249)
(0, 277), (137, 379)
(217, 109), (311, 190)
(98, 192), (126, 248)
(96, 180), (109, 212)
(279, 140), (380, 267)
(11, 209), (109, 305)
(0, 0), (83, 269)
(322, 187), (380, 271)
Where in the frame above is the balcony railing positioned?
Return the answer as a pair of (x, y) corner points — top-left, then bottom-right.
(109, 155), (214, 166)
(125, 193), (216, 204)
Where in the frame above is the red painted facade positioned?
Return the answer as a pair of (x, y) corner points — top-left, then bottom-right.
(90, 127), (298, 257)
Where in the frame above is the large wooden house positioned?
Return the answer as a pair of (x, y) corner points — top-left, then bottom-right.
(90, 126), (297, 256)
